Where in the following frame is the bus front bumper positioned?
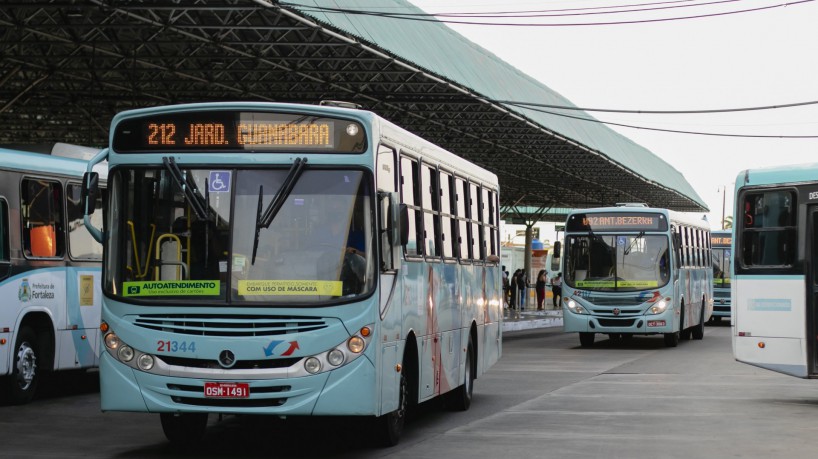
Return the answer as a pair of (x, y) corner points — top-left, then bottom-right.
(563, 308), (676, 334)
(99, 351), (378, 416)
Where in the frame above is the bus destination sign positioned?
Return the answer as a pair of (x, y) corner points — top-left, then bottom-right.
(112, 110), (366, 153)
(711, 235), (732, 247)
(567, 212), (668, 232)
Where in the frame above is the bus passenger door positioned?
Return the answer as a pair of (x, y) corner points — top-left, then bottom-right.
(809, 206), (818, 376)
(0, 199), (10, 281)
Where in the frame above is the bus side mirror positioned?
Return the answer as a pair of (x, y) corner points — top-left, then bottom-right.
(553, 240), (561, 259)
(82, 172), (99, 214)
(398, 203), (409, 246)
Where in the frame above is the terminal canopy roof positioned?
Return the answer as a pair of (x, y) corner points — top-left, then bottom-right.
(0, 0), (707, 214)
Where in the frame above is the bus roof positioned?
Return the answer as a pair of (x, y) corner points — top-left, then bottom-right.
(0, 147), (107, 178)
(737, 162), (818, 187)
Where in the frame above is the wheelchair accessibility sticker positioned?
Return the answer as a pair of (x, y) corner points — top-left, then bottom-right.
(209, 171), (231, 192)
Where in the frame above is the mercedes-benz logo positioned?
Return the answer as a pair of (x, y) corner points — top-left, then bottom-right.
(218, 350), (237, 369)
(612, 308), (621, 316)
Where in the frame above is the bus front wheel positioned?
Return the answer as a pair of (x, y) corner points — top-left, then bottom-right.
(2, 326), (40, 405)
(447, 337), (474, 411)
(579, 333), (595, 347)
(664, 332), (679, 347)
(160, 413), (208, 445)
(375, 353), (413, 447)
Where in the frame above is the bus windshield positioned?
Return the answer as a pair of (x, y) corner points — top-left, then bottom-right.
(105, 166), (375, 304)
(564, 233), (670, 292)
(712, 246), (731, 288)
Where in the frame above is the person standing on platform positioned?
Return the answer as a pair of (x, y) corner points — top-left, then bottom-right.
(516, 268), (527, 311)
(551, 272), (563, 309)
(509, 269), (520, 312)
(535, 269), (547, 311)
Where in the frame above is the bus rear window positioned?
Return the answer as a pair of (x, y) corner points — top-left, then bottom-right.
(739, 189), (796, 268)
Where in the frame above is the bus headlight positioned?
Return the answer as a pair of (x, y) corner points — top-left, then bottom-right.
(137, 354), (155, 371)
(347, 336), (365, 354)
(566, 298), (586, 314)
(305, 357), (322, 374)
(327, 349), (345, 366)
(648, 298), (671, 315)
(117, 345), (135, 362)
(104, 332), (121, 350)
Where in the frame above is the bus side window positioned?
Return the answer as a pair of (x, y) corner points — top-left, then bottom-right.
(377, 145), (397, 271)
(740, 190), (797, 267)
(22, 178), (65, 258)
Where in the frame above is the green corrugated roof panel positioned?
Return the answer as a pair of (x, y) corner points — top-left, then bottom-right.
(283, 0), (707, 210)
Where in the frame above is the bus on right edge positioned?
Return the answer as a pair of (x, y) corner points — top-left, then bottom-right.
(732, 163), (816, 378)
(710, 229), (732, 323)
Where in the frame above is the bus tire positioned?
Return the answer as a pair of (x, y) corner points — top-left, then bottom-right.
(664, 332), (679, 347)
(3, 326), (40, 405)
(375, 351), (414, 447)
(679, 303), (692, 340)
(160, 412), (208, 446)
(448, 336), (474, 411)
(692, 298), (705, 340)
(579, 332), (595, 347)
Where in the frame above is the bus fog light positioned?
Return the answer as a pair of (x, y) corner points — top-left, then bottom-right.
(327, 349), (345, 366)
(305, 357), (322, 374)
(347, 336), (365, 354)
(104, 332), (121, 350)
(137, 354), (155, 370)
(117, 345), (135, 362)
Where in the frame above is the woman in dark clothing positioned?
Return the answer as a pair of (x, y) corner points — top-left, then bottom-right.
(516, 268), (527, 311)
(535, 269), (547, 311)
(509, 269), (520, 310)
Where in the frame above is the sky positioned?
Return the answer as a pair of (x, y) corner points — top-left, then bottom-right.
(408, 0), (818, 231)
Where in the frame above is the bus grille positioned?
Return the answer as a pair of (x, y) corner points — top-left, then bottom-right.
(714, 290), (730, 299)
(585, 295), (646, 306)
(159, 355), (300, 370)
(132, 314), (328, 337)
(597, 318), (636, 327)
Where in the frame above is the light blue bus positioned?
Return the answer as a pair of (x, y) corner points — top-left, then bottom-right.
(732, 163), (815, 378)
(82, 102), (502, 446)
(0, 145), (105, 404)
(710, 229), (732, 322)
(560, 204), (713, 347)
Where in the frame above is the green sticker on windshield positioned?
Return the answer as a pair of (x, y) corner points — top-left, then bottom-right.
(123, 280), (220, 296)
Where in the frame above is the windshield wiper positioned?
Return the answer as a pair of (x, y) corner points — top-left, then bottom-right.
(162, 157), (208, 220)
(624, 231), (645, 255)
(252, 157), (308, 264)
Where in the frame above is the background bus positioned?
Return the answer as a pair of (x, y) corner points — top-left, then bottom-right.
(710, 229), (732, 323)
(732, 163), (815, 378)
(82, 102), (502, 446)
(0, 144), (105, 404)
(561, 204), (713, 348)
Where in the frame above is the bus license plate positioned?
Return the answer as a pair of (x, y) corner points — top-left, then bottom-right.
(204, 382), (250, 399)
